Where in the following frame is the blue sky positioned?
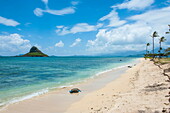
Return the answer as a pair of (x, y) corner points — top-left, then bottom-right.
(0, 0), (170, 56)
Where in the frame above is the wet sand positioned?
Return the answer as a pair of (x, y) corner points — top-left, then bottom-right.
(66, 59), (170, 113)
(0, 59), (139, 113)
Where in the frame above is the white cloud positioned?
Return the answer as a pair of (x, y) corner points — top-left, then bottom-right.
(0, 33), (31, 55)
(34, 44), (42, 49)
(17, 28), (22, 31)
(128, 6), (170, 36)
(34, 0), (76, 16)
(34, 7), (75, 17)
(55, 41), (64, 47)
(56, 25), (64, 29)
(25, 23), (32, 26)
(1, 32), (9, 35)
(99, 10), (126, 27)
(164, 0), (170, 5)
(86, 23), (152, 54)
(87, 6), (170, 54)
(70, 38), (81, 47)
(71, 1), (79, 6)
(34, 8), (44, 16)
(45, 7), (75, 15)
(56, 23), (103, 35)
(166, 0), (170, 3)
(128, 6), (170, 24)
(0, 16), (20, 27)
(112, 0), (154, 10)
(42, 0), (48, 5)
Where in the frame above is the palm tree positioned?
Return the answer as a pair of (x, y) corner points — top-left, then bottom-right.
(165, 47), (170, 56)
(151, 31), (159, 54)
(165, 25), (170, 34)
(146, 43), (150, 54)
(159, 37), (166, 54)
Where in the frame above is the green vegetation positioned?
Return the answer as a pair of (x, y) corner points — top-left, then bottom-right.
(151, 31), (159, 54)
(165, 25), (170, 34)
(153, 58), (170, 64)
(144, 53), (167, 58)
(146, 43), (150, 54)
(22, 52), (48, 57)
(144, 25), (170, 59)
(20, 46), (48, 57)
(159, 37), (166, 54)
(165, 47), (170, 56)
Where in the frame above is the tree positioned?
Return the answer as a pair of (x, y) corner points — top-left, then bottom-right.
(151, 31), (159, 54)
(164, 25), (170, 57)
(146, 43), (150, 54)
(165, 25), (170, 34)
(159, 37), (166, 54)
(165, 47), (170, 56)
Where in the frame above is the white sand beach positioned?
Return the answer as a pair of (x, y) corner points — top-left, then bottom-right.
(0, 58), (169, 113)
(1, 0), (170, 112)
(66, 59), (170, 113)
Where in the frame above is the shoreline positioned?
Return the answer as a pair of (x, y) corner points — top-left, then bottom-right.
(66, 58), (170, 113)
(0, 58), (139, 113)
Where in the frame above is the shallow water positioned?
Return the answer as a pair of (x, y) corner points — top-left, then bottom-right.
(0, 56), (138, 106)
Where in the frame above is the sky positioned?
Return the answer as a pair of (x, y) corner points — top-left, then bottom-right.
(0, 0), (170, 56)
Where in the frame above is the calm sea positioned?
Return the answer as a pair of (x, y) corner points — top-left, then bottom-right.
(0, 56), (138, 107)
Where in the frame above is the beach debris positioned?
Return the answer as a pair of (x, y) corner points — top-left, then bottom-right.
(150, 59), (154, 61)
(153, 111), (159, 113)
(128, 66), (132, 68)
(144, 83), (168, 92)
(69, 88), (81, 94)
(162, 108), (167, 113)
(145, 83), (165, 88)
(165, 80), (170, 82)
(164, 103), (169, 105)
(164, 68), (170, 73)
(165, 95), (170, 97)
(138, 110), (145, 113)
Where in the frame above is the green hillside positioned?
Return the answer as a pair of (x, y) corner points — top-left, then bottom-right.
(20, 46), (48, 57)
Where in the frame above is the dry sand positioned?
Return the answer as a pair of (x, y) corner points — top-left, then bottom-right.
(0, 59), (138, 113)
(66, 59), (170, 113)
(1, 58), (169, 113)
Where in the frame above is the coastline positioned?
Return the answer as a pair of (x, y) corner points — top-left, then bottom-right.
(66, 58), (170, 113)
(0, 58), (139, 113)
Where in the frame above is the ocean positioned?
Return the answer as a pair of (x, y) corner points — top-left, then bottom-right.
(0, 56), (138, 107)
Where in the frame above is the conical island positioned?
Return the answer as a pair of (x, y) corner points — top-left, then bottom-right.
(21, 46), (48, 57)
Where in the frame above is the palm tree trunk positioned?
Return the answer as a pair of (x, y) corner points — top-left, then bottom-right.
(160, 42), (161, 53)
(159, 42), (162, 58)
(153, 37), (154, 54)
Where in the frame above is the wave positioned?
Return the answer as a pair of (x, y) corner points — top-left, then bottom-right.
(95, 61), (137, 77)
(0, 88), (49, 109)
(0, 84), (74, 109)
(0, 58), (139, 110)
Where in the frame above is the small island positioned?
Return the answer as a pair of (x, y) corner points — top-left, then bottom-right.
(20, 46), (48, 57)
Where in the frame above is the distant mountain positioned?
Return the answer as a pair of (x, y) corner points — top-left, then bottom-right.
(98, 48), (164, 57)
(98, 51), (143, 57)
(19, 46), (48, 57)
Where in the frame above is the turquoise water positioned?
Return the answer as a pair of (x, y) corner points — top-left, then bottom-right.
(0, 56), (137, 107)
